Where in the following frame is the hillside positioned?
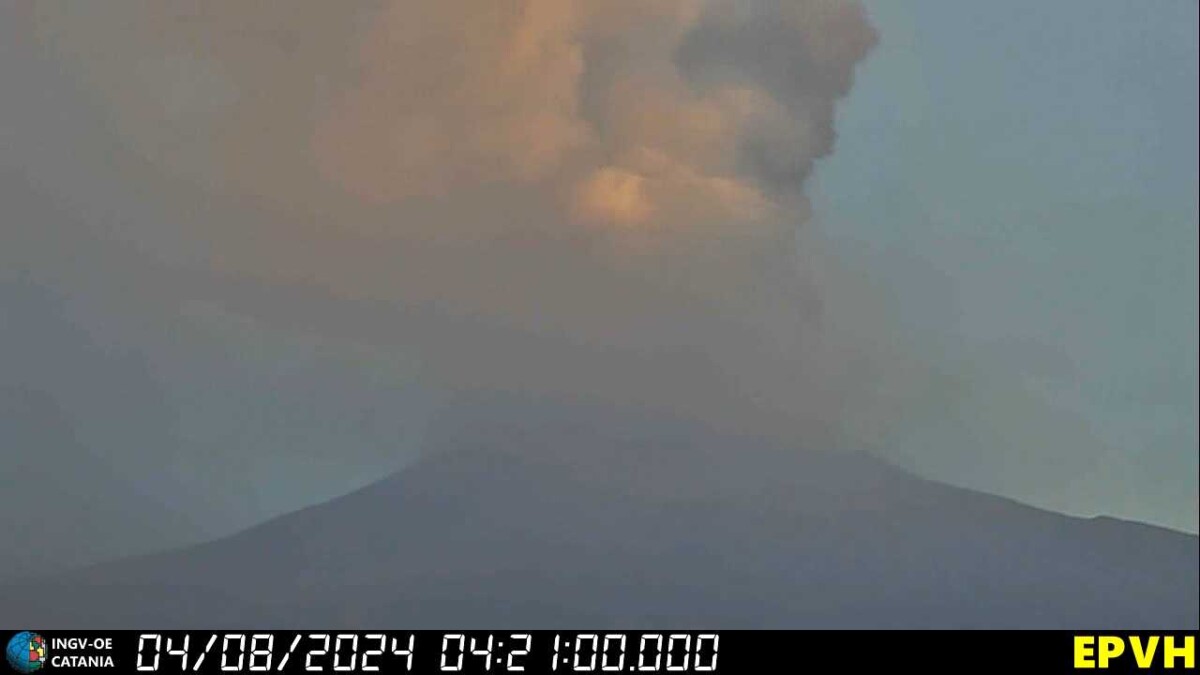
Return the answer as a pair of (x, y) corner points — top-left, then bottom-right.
(3, 397), (1196, 628)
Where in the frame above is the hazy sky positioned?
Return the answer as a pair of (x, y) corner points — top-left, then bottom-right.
(817, 1), (1198, 531)
(1, 0), (1196, 575)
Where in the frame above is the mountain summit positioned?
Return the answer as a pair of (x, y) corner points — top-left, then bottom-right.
(4, 396), (1196, 628)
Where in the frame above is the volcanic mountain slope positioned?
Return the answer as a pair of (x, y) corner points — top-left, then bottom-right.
(3, 396), (1196, 628)
(0, 276), (207, 582)
(0, 386), (200, 582)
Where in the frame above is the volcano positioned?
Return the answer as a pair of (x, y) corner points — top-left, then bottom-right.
(3, 395), (1196, 628)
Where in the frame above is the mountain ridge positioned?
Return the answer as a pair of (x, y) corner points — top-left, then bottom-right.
(3, 396), (1196, 628)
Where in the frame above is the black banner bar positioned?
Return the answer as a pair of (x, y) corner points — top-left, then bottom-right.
(3, 630), (1196, 674)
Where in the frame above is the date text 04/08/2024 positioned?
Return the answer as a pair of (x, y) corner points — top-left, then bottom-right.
(134, 632), (721, 672)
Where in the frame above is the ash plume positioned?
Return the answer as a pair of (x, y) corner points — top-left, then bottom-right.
(17, 0), (878, 443)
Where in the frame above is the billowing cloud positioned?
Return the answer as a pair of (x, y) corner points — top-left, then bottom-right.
(19, 1), (878, 440)
(313, 0), (875, 232)
(30, 0), (873, 229)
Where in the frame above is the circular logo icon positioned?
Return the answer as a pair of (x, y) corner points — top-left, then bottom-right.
(5, 632), (46, 674)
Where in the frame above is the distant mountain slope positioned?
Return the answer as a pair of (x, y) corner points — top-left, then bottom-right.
(0, 386), (199, 582)
(3, 396), (1196, 628)
(0, 278), (206, 582)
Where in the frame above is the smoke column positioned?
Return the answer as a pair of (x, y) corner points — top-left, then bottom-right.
(21, 1), (878, 446)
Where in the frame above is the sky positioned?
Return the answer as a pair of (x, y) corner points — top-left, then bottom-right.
(816, 1), (1198, 531)
(0, 0), (1196, 581)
